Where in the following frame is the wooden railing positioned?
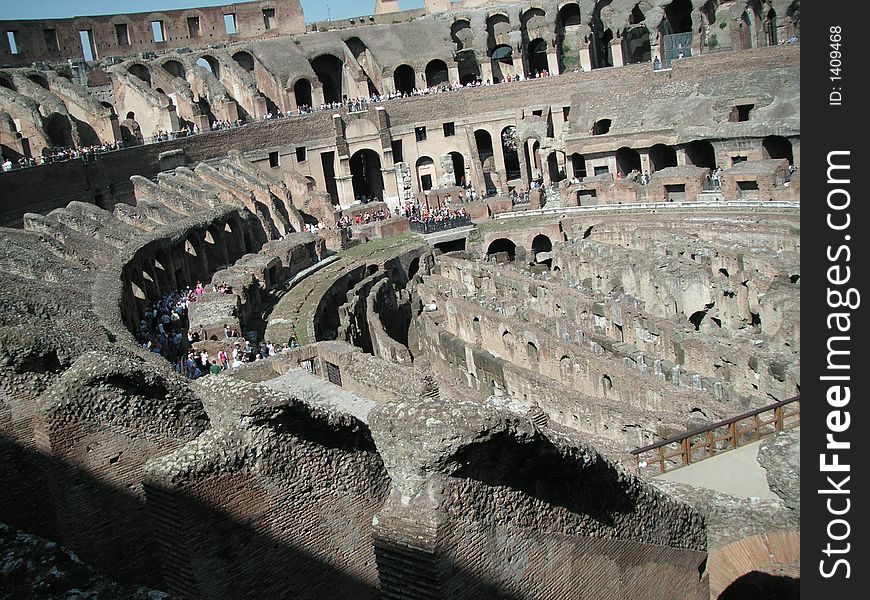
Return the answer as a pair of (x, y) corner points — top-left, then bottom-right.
(631, 395), (800, 475)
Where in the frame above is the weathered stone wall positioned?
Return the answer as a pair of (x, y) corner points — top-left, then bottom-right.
(0, 0), (304, 67)
(143, 376), (389, 599)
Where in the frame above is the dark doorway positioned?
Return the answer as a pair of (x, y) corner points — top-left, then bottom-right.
(393, 64), (415, 94)
(294, 78), (312, 109)
(425, 60), (449, 87)
(686, 140), (717, 169)
(350, 149), (384, 202)
(615, 147), (641, 176)
(650, 144), (678, 171)
(311, 54), (344, 103)
(527, 38), (549, 74)
(762, 135), (793, 164)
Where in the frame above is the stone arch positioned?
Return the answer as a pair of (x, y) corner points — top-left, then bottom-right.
(590, 2), (614, 68)
(487, 238), (516, 262)
(526, 340), (539, 362)
(451, 19), (474, 51)
(350, 148), (384, 202)
(43, 113), (74, 148)
(547, 151), (565, 183)
(449, 151), (466, 186)
(762, 135), (793, 164)
(474, 129), (494, 165)
(570, 153), (587, 178)
(196, 55), (220, 79)
(622, 26), (651, 64)
(456, 50), (480, 84)
(27, 72), (50, 90)
(615, 147), (641, 177)
(557, 3), (582, 28)
(393, 64), (416, 94)
(311, 54), (345, 103)
(592, 119), (611, 135)
(501, 126), (521, 181)
(763, 7), (778, 46)
(293, 78), (313, 109)
(231, 50), (255, 72)
(661, 0), (693, 35)
(686, 140), (717, 169)
(527, 38), (550, 75)
(0, 75), (16, 91)
(650, 144), (678, 171)
(425, 59), (449, 87)
(161, 60), (186, 80)
(490, 44), (514, 82)
(532, 233), (553, 268)
(486, 13), (512, 51)
(416, 156), (437, 192)
(709, 531), (800, 599)
(128, 63), (152, 87)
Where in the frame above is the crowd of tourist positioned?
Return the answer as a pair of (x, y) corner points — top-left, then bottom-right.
(2, 66), (565, 173)
(404, 202), (468, 224)
(134, 281), (301, 380)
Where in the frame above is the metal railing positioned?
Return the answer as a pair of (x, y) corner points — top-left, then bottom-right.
(495, 200), (800, 220)
(631, 395), (800, 475)
(409, 216), (472, 234)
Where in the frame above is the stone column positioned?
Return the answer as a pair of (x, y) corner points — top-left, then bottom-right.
(448, 64), (460, 86)
(547, 49), (560, 75)
(579, 45), (592, 72)
(676, 147), (688, 166)
(481, 60), (494, 83)
(381, 168), (401, 207)
(610, 40), (625, 67)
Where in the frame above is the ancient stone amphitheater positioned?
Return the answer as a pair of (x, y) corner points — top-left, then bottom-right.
(0, 1), (799, 599)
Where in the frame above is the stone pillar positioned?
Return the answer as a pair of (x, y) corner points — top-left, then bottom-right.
(448, 64), (460, 86)
(381, 167), (401, 207)
(547, 50), (560, 75)
(610, 40), (625, 67)
(579, 45), (592, 72)
(335, 174), (356, 209)
(312, 83), (326, 107)
(481, 60), (494, 83)
(254, 96), (268, 119)
(676, 147), (688, 166)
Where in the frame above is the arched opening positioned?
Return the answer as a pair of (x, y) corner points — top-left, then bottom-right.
(393, 64), (416, 94)
(547, 152), (565, 182)
(650, 144), (678, 171)
(293, 78), (312, 110)
(0, 76), (16, 91)
(449, 151), (465, 186)
(162, 60), (186, 79)
(425, 59), (449, 87)
(407, 256), (421, 280)
(350, 149), (384, 202)
(532, 234), (553, 268)
(487, 13), (512, 51)
(490, 44), (514, 82)
(487, 238), (516, 262)
(592, 119), (611, 135)
(311, 54), (344, 103)
(416, 156), (436, 192)
(662, 0), (693, 34)
(615, 147), (642, 177)
(557, 3), (582, 27)
(527, 38), (549, 75)
(622, 26), (651, 64)
(232, 51), (255, 72)
(590, 2), (614, 68)
(524, 139), (543, 184)
(501, 126), (521, 181)
(764, 8), (778, 46)
(738, 11), (753, 50)
(451, 19), (473, 51)
(601, 374), (613, 394)
(27, 73), (50, 90)
(686, 140), (717, 169)
(43, 113), (74, 148)
(570, 153), (587, 178)
(128, 63), (152, 87)
(456, 51), (480, 84)
(526, 341), (539, 362)
(474, 129), (494, 165)
(196, 56), (220, 80)
(718, 571), (799, 600)
(762, 135), (793, 164)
